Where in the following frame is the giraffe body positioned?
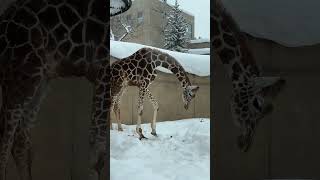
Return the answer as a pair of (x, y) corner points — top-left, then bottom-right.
(0, 0), (113, 179)
(110, 47), (199, 139)
(213, 0), (285, 152)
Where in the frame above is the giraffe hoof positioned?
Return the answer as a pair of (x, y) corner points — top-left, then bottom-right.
(139, 134), (148, 140)
(151, 132), (158, 136)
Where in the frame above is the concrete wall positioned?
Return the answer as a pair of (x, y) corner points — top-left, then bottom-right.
(213, 36), (320, 179)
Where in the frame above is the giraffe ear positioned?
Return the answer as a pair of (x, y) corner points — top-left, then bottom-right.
(190, 85), (200, 92)
(253, 77), (285, 96)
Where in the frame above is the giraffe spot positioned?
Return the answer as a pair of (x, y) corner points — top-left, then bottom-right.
(137, 68), (142, 75)
(221, 20), (232, 33)
(38, 7), (60, 29)
(0, 37), (7, 55)
(162, 62), (169, 68)
(66, 0), (89, 17)
(146, 64), (152, 73)
(213, 19), (220, 36)
(71, 22), (83, 43)
(30, 28), (43, 48)
(7, 22), (29, 46)
(212, 39), (222, 49)
(155, 60), (161, 67)
(122, 64), (129, 71)
(54, 24), (69, 42)
(232, 62), (242, 74)
(178, 76), (183, 81)
(13, 8), (37, 28)
(13, 43), (32, 59)
(136, 54), (142, 60)
(46, 35), (57, 51)
(26, 0), (46, 13)
(171, 67), (178, 74)
(27, 52), (42, 67)
(59, 5), (80, 28)
(218, 48), (235, 64)
(69, 45), (84, 62)
(151, 75), (156, 81)
(143, 70), (149, 77)
(152, 55), (157, 60)
(96, 46), (108, 59)
(0, 21), (8, 35)
(138, 59), (147, 68)
(140, 48), (147, 54)
(96, 84), (105, 94)
(159, 54), (165, 60)
(143, 52), (151, 60)
(48, 0), (61, 5)
(85, 19), (105, 45)
(128, 63), (135, 69)
(58, 40), (72, 55)
(90, 0), (108, 22)
(223, 33), (237, 47)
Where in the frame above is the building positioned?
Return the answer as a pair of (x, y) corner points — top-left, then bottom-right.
(110, 0), (195, 48)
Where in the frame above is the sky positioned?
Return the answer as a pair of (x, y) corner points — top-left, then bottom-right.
(166, 0), (210, 40)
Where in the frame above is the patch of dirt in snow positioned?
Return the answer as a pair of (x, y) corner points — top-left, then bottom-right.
(111, 118), (210, 180)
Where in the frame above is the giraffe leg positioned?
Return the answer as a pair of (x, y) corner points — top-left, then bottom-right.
(0, 103), (22, 180)
(146, 89), (159, 136)
(112, 97), (123, 131)
(89, 82), (110, 180)
(11, 127), (33, 180)
(136, 87), (147, 140)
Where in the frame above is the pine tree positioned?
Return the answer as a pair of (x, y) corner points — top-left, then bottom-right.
(164, 0), (189, 52)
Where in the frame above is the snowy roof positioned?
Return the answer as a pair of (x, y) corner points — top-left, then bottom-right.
(110, 40), (210, 76)
(190, 38), (210, 44)
(187, 48), (210, 55)
(222, 0), (320, 47)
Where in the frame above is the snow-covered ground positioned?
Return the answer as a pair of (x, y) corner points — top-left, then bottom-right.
(110, 118), (210, 180)
(110, 40), (210, 76)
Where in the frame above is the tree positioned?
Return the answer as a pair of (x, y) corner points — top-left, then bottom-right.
(163, 0), (189, 52)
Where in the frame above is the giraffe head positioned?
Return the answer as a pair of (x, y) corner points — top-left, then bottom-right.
(182, 85), (200, 110)
(232, 76), (285, 152)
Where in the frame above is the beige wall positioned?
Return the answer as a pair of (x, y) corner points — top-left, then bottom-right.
(213, 36), (320, 179)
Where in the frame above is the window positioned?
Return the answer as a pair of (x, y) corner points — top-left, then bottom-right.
(137, 11), (144, 24)
(186, 23), (193, 39)
(126, 14), (132, 23)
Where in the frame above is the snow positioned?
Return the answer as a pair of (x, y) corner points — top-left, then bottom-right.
(222, 0), (320, 47)
(187, 48), (210, 55)
(110, 118), (210, 180)
(190, 38), (210, 44)
(110, 40), (210, 76)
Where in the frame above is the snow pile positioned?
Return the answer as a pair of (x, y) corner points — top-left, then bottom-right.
(110, 40), (210, 76)
(190, 38), (210, 44)
(187, 48), (210, 55)
(110, 118), (210, 180)
(222, 0), (320, 47)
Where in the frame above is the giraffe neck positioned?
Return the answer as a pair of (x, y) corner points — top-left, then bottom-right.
(213, 1), (260, 87)
(151, 49), (191, 89)
(0, 0), (109, 81)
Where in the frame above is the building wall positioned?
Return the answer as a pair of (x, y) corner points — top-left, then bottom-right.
(111, 0), (195, 48)
(213, 36), (320, 179)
